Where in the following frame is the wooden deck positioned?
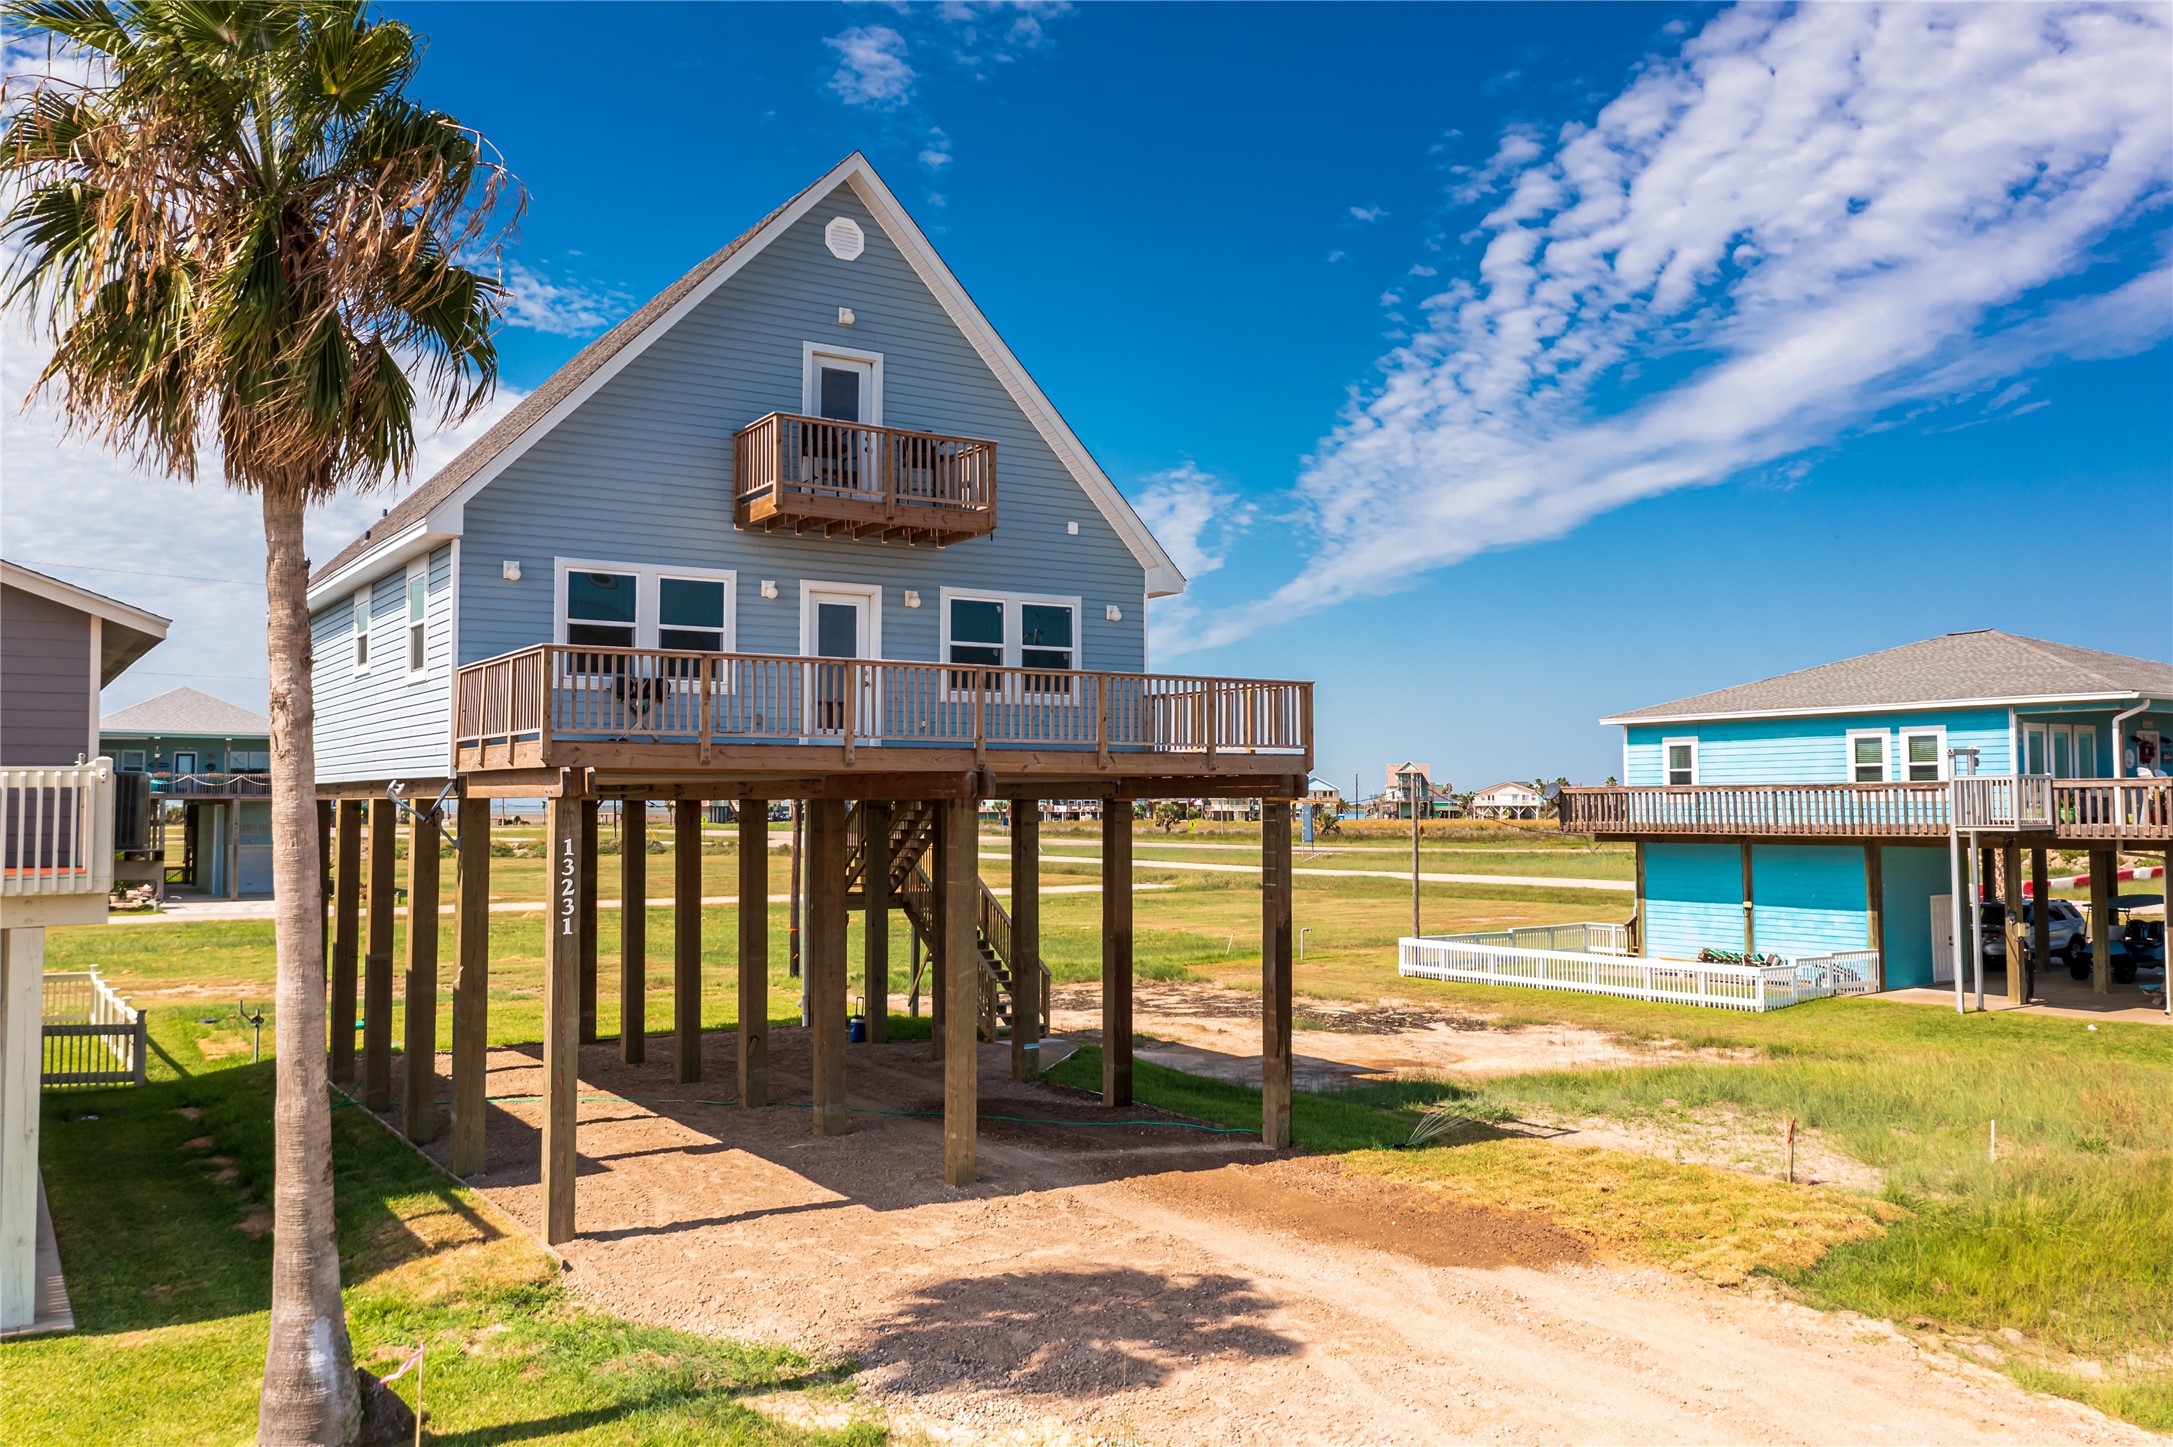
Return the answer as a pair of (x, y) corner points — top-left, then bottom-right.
(451, 645), (1313, 798)
(1558, 780), (2173, 845)
(733, 412), (995, 546)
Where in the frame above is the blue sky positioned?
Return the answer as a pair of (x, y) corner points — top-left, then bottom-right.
(6, 3), (2168, 794)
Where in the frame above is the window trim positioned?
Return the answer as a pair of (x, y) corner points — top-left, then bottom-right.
(1660, 735), (1699, 787)
(119, 749), (146, 772)
(404, 557), (431, 680)
(1899, 725), (1949, 782)
(800, 342), (884, 424)
(939, 586), (1083, 695)
(1844, 728), (1889, 784)
(351, 589), (372, 674)
(552, 557), (738, 654)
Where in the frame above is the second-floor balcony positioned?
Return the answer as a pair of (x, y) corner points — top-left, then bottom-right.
(453, 644), (1311, 782)
(2, 758), (115, 927)
(1559, 778), (2173, 845)
(733, 412), (996, 547)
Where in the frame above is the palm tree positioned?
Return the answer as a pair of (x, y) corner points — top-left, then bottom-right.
(3, 5), (513, 1441)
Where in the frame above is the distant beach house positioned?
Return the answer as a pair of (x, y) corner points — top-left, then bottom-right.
(100, 687), (273, 898)
(1560, 631), (2171, 998)
(1468, 780), (1545, 819)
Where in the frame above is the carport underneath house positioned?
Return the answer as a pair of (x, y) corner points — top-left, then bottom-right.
(315, 654), (1313, 1247)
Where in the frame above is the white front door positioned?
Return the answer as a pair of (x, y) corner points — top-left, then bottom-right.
(800, 584), (879, 739)
(1930, 894), (1955, 983)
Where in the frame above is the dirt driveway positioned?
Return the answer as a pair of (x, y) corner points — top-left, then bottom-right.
(398, 1030), (2149, 1446)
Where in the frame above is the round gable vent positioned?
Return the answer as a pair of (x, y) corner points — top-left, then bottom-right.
(825, 217), (865, 261)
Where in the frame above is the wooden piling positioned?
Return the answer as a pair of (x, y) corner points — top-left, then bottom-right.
(330, 799), (362, 1085)
(1864, 845), (1885, 992)
(402, 800), (442, 1144)
(1010, 804), (1040, 1081)
(1261, 799), (1294, 1149)
(809, 799), (849, 1137)
(578, 799), (598, 1044)
(941, 795), (978, 1185)
(738, 801), (768, 1106)
(2028, 847), (2049, 1005)
(1103, 801), (1133, 1107)
(620, 801), (647, 1065)
(542, 792), (583, 1245)
(363, 797), (396, 1112)
(449, 795), (491, 1176)
(674, 800), (702, 1083)
(2089, 848), (2114, 995)
(863, 800), (891, 1044)
(2002, 838), (2025, 1006)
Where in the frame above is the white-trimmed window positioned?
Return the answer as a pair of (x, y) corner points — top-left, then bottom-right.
(404, 558), (430, 677)
(941, 588), (1080, 694)
(1662, 736), (1698, 787)
(1900, 727), (1947, 782)
(230, 749), (270, 772)
(351, 590), (372, 673)
(119, 749), (146, 772)
(555, 558), (736, 655)
(1845, 728), (1888, 783)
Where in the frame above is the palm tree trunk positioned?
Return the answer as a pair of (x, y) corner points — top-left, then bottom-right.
(258, 483), (360, 1446)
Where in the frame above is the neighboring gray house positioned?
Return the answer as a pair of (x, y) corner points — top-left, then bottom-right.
(305, 152), (1182, 785)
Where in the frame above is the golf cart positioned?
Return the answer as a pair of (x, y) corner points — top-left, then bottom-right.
(2066, 893), (2166, 984)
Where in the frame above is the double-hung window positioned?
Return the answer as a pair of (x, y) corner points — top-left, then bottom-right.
(556, 560), (736, 660)
(1662, 737), (1697, 786)
(564, 569), (638, 650)
(351, 591), (372, 673)
(1900, 729), (1945, 782)
(405, 559), (430, 676)
(1846, 729), (1888, 783)
(941, 590), (1081, 695)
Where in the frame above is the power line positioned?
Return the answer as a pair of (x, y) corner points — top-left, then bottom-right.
(8, 558), (258, 585)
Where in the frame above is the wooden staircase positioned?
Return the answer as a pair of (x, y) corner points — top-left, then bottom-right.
(848, 801), (1047, 1042)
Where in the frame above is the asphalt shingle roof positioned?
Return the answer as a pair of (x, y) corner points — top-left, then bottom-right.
(101, 687), (271, 738)
(1605, 631), (2173, 723)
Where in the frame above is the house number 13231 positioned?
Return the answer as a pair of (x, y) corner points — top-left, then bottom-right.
(560, 835), (577, 936)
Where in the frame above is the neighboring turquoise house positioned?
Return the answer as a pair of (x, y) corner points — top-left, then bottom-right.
(101, 686), (274, 896)
(1573, 632), (2173, 990)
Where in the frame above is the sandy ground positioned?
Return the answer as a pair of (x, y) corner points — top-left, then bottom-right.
(392, 1031), (2154, 1446)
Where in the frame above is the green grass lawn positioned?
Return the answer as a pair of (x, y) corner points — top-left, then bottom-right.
(0, 1013), (885, 1447)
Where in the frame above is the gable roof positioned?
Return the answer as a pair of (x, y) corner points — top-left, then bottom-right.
(1, 558), (170, 684)
(1473, 780), (1542, 798)
(101, 686), (270, 738)
(1603, 631), (2173, 725)
(309, 153), (1183, 604)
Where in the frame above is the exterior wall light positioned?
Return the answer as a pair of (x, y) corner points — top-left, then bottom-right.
(1105, 604), (1123, 623)
(759, 579), (779, 600)
(501, 560), (522, 581)
(903, 590), (921, 608)
(1066, 521), (1079, 535)
(837, 306), (856, 326)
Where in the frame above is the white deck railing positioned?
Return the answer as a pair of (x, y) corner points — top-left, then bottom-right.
(1953, 775), (2054, 831)
(1398, 926), (1878, 1012)
(41, 969), (145, 1087)
(1, 758), (115, 900)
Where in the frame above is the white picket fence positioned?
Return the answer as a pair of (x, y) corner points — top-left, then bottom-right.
(1398, 925), (1878, 1012)
(41, 970), (145, 1087)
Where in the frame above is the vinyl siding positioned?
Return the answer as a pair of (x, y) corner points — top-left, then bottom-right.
(1642, 843), (1745, 958)
(101, 733), (270, 771)
(455, 182), (1148, 673)
(1878, 845), (1952, 989)
(310, 544), (456, 783)
(1624, 708), (2012, 786)
(1750, 844), (1869, 957)
(0, 583), (93, 765)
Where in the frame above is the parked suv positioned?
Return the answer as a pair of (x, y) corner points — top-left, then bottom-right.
(1981, 898), (2087, 972)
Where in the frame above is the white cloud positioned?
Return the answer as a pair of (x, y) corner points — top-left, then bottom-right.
(1167, 3), (2173, 655)
(1444, 124), (1544, 206)
(1129, 462), (1254, 581)
(825, 24), (916, 108)
(919, 127), (954, 170)
(1348, 205), (1387, 223)
(1326, 249), (1347, 264)
(500, 262), (626, 337)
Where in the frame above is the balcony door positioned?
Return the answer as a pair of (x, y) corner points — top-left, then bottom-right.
(801, 345), (883, 500)
(800, 582), (881, 740)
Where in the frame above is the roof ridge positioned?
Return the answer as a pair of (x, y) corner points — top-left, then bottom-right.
(1991, 631), (2133, 691)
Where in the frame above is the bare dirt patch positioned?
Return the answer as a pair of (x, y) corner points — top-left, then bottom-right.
(391, 1030), (2152, 1446)
(1522, 1104), (1887, 1194)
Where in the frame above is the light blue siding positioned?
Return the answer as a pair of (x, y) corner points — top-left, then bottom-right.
(1750, 845), (1869, 957)
(311, 543), (457, 783)
(457, 182), (1148, 675)
(1624, 708), (2013, 786)
(1643, 843), (1745, 957)
(1879, 845), (1952, 989)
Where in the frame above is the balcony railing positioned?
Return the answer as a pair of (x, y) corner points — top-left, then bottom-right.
(454, 645), (1310, 772)
(1559, 778), (2173, 842)
(733, 412), (996, 546)
(143, 771), (270, 797)
(2, 758), (115, 900)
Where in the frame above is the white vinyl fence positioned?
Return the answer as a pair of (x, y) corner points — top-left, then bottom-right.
(1398, 925), (1878, 1012)
(1, 758), (115, 901)
(42, 970), (145, 1087)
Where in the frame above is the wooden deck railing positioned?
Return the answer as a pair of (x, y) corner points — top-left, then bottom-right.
(1, 758), (114, 899)
(454, 645), (1312, 768)
(1559, 779), (2173, 841)
(733, 412), (995, 543)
